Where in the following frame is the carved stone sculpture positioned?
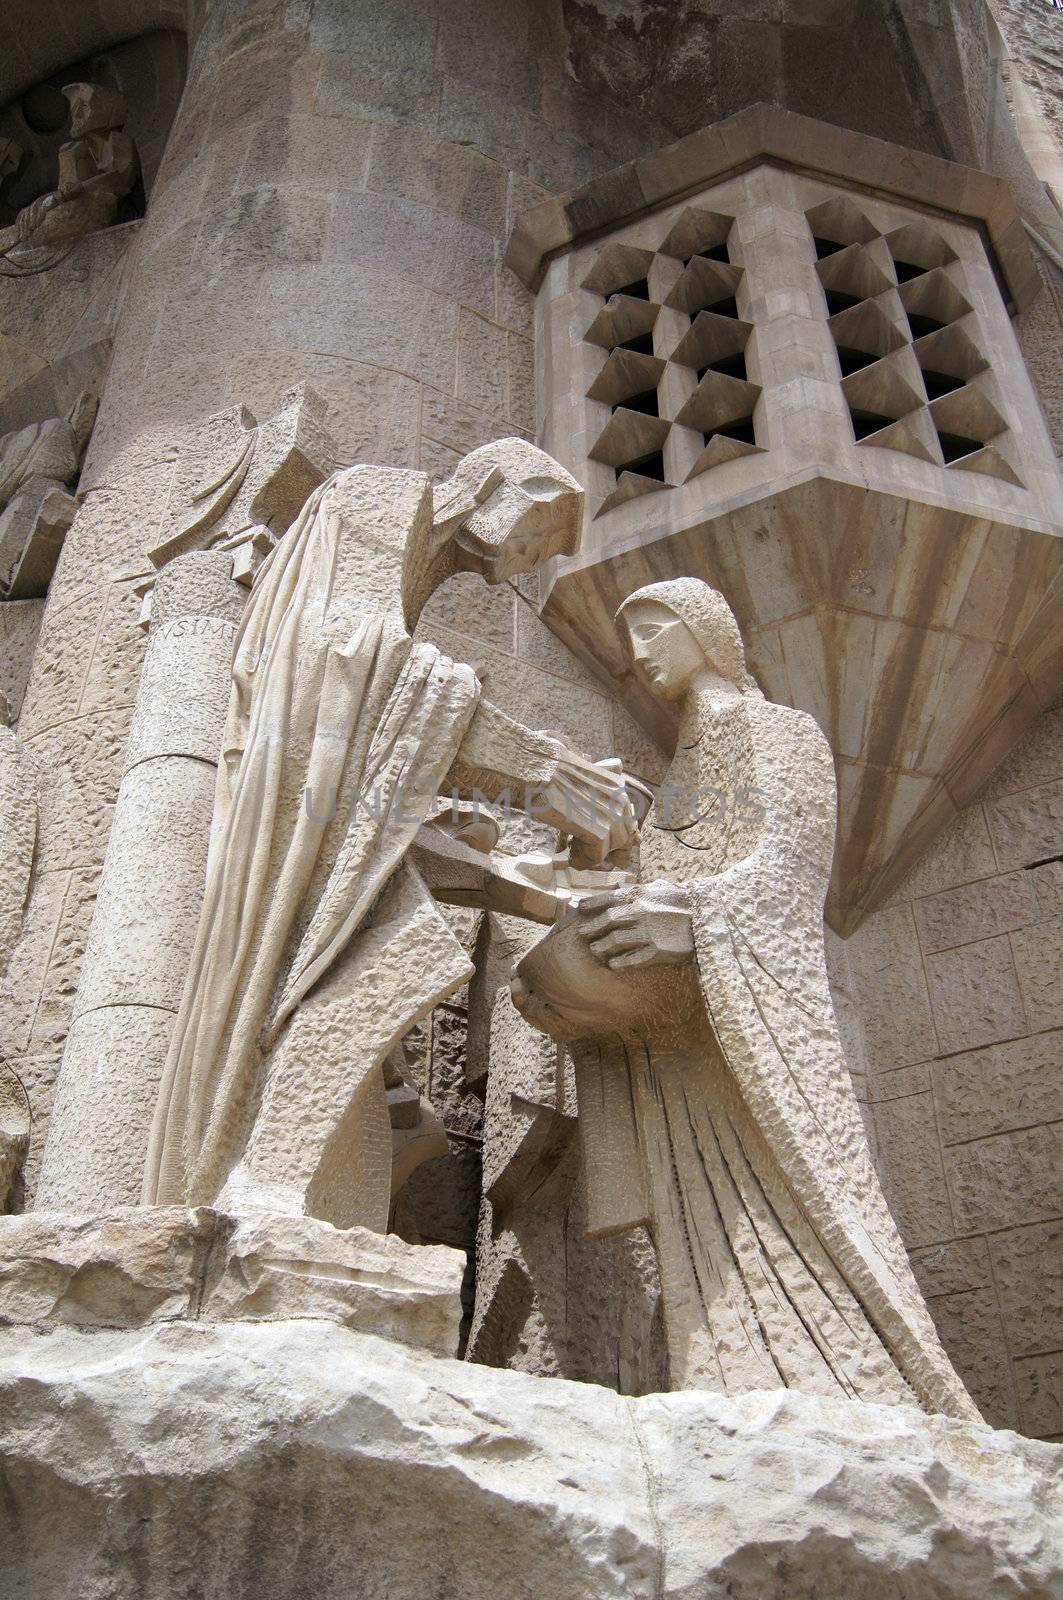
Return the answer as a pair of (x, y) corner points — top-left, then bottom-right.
(0, 392), (96, 598)
(513, 577), (979, 1421)
(0, 84), (137, 272)
(142, 441), (636, 1229)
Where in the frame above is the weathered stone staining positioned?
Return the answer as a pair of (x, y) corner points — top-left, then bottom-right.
(0, 84), (137, 274)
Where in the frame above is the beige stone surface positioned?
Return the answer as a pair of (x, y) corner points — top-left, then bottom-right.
(986, 778), (1063, 870)
(0, 719), (36, 983)
(873, 1091), (956, 1249)
(944, 1123), (1063, 1235)
(1011, 914), (1063, 1033)
(0, 1207), (463, 1355)
(0, 598), (44, 720)
(1, 1316), (1061, 1600)
(990, 1220), (1063, 1361)
(932, 1031), (1063, 1145)
(925, 934), (1028, 1054)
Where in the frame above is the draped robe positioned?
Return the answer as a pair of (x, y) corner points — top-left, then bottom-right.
(142, 469), (481, 1219)
(574, 688), (978, 1420)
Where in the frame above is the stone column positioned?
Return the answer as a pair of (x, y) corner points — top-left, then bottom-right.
(34, 552), (244, 1210)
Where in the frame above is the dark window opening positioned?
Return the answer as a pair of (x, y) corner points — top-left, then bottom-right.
(704, 418), (756, 446)
(849, 407), (895, 440)
(813, 237), (844, 259)
(825, 289), (862, 315)
(695, 243), (730, 263)
(695, 294), (739, 319)
(616, 388), (659, 417)
(835, 345), (877, 376)
(615, 277), (650, 301)
(893, 259), (927, 283)
(920, 367), (964, 400)
(617, 331), (655, 356)
(616, 450), (666, 481)
(937, 429), (983, 463)
(697, 351), (747, 381)
(906, 311), (945, 339)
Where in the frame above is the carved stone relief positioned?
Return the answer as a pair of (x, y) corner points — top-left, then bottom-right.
(0, 85), (138, 276)
(0, 389), (95, 598)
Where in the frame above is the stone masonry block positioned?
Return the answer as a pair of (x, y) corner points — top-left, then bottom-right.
(913, 871), (1039, 954)
(325, 191), (496, 316)
(1014, 1352), (1063, 1440)
(1010, 916), (1063, 1033)
(932, 1031), (1063, 1145)
(985, 779), (1063, 871)
(925, 935), (1028, 1055)
(988, 1220), (1063, 1361)
(944, 1123), (1063, 1234)
(457, 311), (509, 417)
(846, 903), (938, 1071)
(871, 1090), (954, 1248)
(925, 1289), (1019, 1430)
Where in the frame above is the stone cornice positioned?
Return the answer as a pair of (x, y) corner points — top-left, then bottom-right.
(506, 103), (1039, 312)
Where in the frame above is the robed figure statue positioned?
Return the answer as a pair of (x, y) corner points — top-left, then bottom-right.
(513, 577), (978, 1422)
(143, 441), (634, 1228)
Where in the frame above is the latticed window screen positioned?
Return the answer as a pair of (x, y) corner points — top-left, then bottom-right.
(807, 196), (1021, 485)
(577, 191), (1023, 519)
(581, 209), (763, 517)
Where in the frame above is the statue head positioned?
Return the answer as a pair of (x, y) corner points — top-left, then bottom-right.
(432, 438), (582, 585)
(62, 83), (127, 138)
(616, 578), (757, 701)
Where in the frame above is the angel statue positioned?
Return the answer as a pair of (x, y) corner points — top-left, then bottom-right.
(142, 441), (637, 1231)
(511, 576), (979, 1421)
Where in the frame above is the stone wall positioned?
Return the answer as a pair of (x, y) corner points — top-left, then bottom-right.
(842, 704), (1063, 1440)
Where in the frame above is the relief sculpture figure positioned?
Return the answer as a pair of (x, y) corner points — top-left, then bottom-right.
(512, 577), (979, 1420)
(142, 441), (635, 1229)
(0, 84), (138, 271)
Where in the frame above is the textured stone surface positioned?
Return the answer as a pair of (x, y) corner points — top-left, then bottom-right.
(932, 1032), (1063, 1145)
(0, 1317), (1061, 1600)
(0, 1207), (463, 1356)
(925, 935), (1028, 1055)
(0, 721), (36, 982)
(944, 1123), (1063, 1235)
(0, 598), (44, 721)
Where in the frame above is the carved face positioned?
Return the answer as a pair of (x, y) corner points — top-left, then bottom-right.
(62, 83), (126, 138)
(621, 599), (707, 700)
(433, 439), (582, 586)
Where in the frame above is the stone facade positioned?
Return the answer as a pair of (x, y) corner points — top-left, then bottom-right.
(0, 1), (1061, 1593)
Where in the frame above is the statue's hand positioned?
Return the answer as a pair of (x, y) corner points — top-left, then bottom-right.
(573, 880), (694, 969)
(537, 749), (639, 862)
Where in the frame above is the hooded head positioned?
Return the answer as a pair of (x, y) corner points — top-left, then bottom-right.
(616, 577), (758, 700)
(62, 83), (127, 138)
(431, 438), (582, 585)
